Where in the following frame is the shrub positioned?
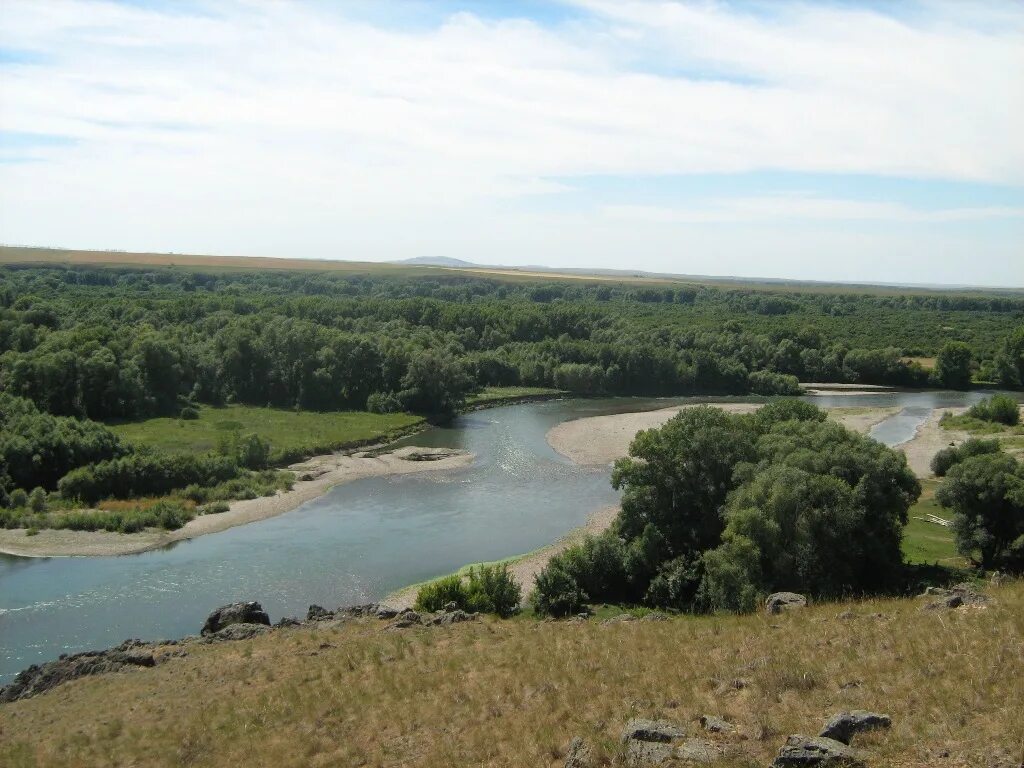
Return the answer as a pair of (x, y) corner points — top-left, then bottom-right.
(28, 487), (47, 513)
(414, 575), (466, 612)
(531, 561), (586, 617)
(747, 370), (801, 396)
(200, 501), (230, 515)
(9, 488), (28, 509)
(967, 394), (1020, 426)
(465, 564), (521, 617)
(179, 406), (200, 420)
(931, 438), (1001, 476)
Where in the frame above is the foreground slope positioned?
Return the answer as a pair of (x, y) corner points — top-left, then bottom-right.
(2, 584), (1021, 767)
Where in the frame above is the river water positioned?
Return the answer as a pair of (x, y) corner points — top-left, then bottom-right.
(0, 390), (999, 682)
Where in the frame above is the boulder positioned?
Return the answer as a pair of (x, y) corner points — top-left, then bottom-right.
(208, 623), (271, 642)
(428, 608), (477, 626)
(765, 592), (807, 615)
(306, 604), (333, 621)
(772, 735), (865, 767)
(699, 714), (736, 734)
(375, 606), (399, 620)
(922, 583), (991, 611)
(275, 616), (302, 628)
(201, 601), (270, 636)
(389, 609), (423, 629)
(819, 711), (891, 745)
(622, 718), (687, 765)
(564, 736), (594, 768)
(0, 640), (156, 703)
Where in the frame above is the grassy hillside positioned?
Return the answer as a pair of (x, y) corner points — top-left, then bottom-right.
(107, 405), (422, 460)
(2, 583), (1021, 767)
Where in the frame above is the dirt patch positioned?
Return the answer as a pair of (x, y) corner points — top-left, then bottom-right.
(896, 407), (969, 478)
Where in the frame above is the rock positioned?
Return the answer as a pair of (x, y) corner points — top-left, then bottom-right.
(642, 612), (670, 621)
(306, 604), (333, 621)
(602, 613), (637, 625)
(819, 710), (891, 745)
(389, 609), (423, 629)
(339, 603), (381, 618)
(990, 571), (1006, 588)
(564, 736), (594, 768)
(622, 718), (687, 765)
(772, 735), (865, 767)
(699, 714), (735, 734)
(675, 738), (718, 763)
(622, 718), (687, 744)
(208, 623), (271, 642)
(922, 583), (991, 611)
(765, 592), (808, 615)
(0, 640), (156, 703)
(275, 616), (302, 628)
(201, 601), (270, 636)
(428, 608), (477, 626)
(375, 606), (399, 620)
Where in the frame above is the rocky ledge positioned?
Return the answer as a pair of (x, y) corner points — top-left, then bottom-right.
(0, 599), (477, 704)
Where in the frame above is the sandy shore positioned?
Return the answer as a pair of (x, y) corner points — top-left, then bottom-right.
(896, 407), (968, 478)
(545, 402), (896, 467)
(0, 447), (474, 558)
(382, 504), (621, 610)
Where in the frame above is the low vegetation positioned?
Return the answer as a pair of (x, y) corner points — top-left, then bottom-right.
(2, 581), (1021, 767)
(414, 563), (521, 617)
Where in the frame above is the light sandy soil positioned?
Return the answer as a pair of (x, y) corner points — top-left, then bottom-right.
(544, 402), (896, 467)
(0, 447), (474, 558)
(896, 407), (969, 478)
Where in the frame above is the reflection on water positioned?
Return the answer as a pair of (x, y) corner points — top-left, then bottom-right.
(0, 391), (1008, 682)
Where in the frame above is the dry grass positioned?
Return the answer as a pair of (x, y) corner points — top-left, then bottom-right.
(2, 584), (1022, 767)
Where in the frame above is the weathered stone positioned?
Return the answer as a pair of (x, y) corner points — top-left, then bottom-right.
(765, 592), (807, 615)
(772, 735), (865, 767)
(622, 718), (687, 744)
(389, 608), (423, 629)
(819, 710), (891, 745)
(602, 613), (637, 625)
(675, 738), (718, 763)
(564, 736), (594, 768)
(208, 623), (270, 642)
(306, 604), (333, 621)
(275, 616), (302, 628)
(0, 640), (156, 703)
(428, 609), (477, 626)
(375, 606), (399, 620)
(699, 714), (735, 734)
(201, 601), (270, 635)
(922, 583), (991, 611)
(641, 612), (670, 621)
(626, 740), (675, 765)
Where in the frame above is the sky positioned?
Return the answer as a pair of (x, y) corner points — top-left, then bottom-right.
(1, 0), (1022, 286)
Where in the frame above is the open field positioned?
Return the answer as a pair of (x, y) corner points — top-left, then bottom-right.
(2, 581), (1021, 768)
(107, 405), (423, 458)
(6, 245), (1023, 297)
(465, 386), (564, 406)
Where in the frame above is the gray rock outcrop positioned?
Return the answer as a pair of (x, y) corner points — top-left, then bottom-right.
(765, 592), (808, 615)
(922, 583), (991, 610)
(621, 718), (688, 765)
(564, 736), (594, 768)
(819, 710), (891, 745)
(201, 601), (270, 635)
(772, 734), (865, 767)
(0, 640), (155, 703)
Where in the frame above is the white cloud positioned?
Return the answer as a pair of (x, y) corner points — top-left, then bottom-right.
(0, 0), (1022, 284)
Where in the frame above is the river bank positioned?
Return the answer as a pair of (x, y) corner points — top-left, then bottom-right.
(0, 447), (474, 558)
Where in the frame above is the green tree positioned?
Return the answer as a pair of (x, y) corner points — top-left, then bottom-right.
(398, 350), (473, 416)
(933, 341), (973, 389)
(937, 452), (1024, 572)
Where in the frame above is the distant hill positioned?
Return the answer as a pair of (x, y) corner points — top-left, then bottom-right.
(395, 256), (479, 268)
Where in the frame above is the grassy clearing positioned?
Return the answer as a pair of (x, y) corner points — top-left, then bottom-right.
(902, 480), (963, 568)
(466, 386), (564, 406)
(107, 405), (422, 461)
(2, 582), (1021, 767)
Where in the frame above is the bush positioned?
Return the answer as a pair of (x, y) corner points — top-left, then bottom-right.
(967, 394), (1020, 426)
(931, 438), (1001, 477)
(179, 406), (200, 420)
(414, 575), (466, 613)
(9, 488), (28, 509)
(58, 452), (241, 504)
(28, 487), (47, 513)
(531, 560), (586, 617)
(366, 392), (403, 414)
(200, 501), (230, 515)
(414, 564), (522, 617)
(747, 370), (801, 396)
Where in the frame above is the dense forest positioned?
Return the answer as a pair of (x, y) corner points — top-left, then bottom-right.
(2, 264), (1022, 422)
(1, 263), (1022, 528)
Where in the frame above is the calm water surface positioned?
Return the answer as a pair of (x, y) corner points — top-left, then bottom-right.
(0, 391), (999, 681)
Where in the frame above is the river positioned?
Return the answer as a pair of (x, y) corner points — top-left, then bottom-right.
(0, 390), (997, 682)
